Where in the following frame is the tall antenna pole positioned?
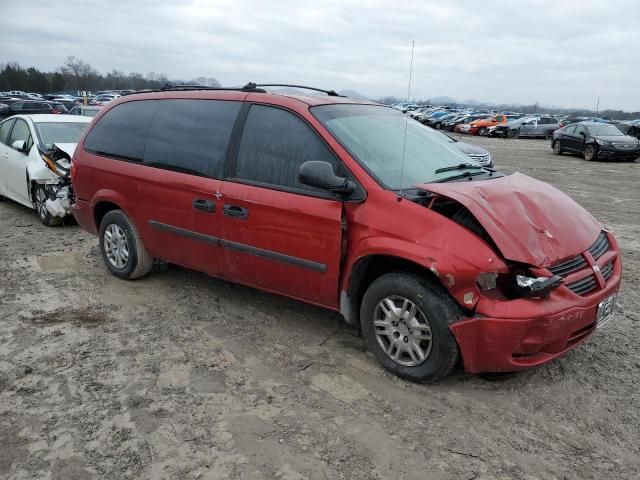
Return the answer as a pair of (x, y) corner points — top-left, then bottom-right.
(596, 97), (600, 117)
(399, 40), (415, 199)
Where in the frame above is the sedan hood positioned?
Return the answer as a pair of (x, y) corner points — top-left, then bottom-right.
(594, 135), (639, 144)
(52, 143), (77, 157)
(419, 172), (601, 267)
(452, 141), (488, 156)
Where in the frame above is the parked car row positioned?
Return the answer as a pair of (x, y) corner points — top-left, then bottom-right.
(0, 85), (622, 384)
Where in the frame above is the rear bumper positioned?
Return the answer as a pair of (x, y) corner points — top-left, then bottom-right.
(450, 254), (622, 373)
(70, 199), (98, 235)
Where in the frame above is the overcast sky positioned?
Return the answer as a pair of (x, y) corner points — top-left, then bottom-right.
(2, 0), (638, 110)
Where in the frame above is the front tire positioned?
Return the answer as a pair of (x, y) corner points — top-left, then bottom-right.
(552, 140), (563, 155)
(33, 184), (62, 227)
(478, 127), (488, 136)
(506, 129), (519, 139)
(360, 272), (461, 383)
(99, 209), (153, 280)
(584, 144), (597, 161)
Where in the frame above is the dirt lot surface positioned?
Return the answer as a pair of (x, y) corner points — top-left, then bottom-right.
(1, 137), (639, 480)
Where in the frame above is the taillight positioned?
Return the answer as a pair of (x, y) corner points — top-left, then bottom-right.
(52, 109), (62, 114)
(71, 160), (78, 181)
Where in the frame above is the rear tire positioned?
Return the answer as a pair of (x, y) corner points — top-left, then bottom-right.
(584, 144), (597, 161)
(360, 272), (461, 383)
(33, 184), (62, 227)
(545, 130), (554, 140)
(478, 127), (488, 136)
(99, 209), (153, 280)
(552, 140), (563, 155)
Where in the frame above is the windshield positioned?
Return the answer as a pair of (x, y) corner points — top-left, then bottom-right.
(34, 122), (89, 149)
(587, 124), (624, 136)
(312, 104), (478, 189)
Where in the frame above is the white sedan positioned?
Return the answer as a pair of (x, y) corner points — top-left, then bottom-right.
(0, 114), (91, 225)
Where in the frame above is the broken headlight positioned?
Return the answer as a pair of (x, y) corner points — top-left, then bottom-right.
(477, 270), (563, 299)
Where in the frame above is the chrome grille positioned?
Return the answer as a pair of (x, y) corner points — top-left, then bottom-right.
(548, 232), (609, 277)
(548, 232), (613, 297)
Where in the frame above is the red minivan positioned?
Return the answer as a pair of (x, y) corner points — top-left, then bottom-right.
(70, 85), (621, 382)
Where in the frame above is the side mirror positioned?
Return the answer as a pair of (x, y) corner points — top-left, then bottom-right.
(299, 161), (355, 196)
(579, 131), (585, 136)
(11, 140), (27, 152)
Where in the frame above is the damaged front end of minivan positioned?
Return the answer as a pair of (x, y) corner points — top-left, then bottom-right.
(414, 172), (622, 373)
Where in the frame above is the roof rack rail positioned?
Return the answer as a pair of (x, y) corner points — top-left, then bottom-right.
(158, 83), (267, 93)
(243, 83), (341, 97)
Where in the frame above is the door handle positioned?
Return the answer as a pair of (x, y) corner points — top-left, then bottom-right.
(192, 199), (216, 213)
(223, 204), (249, 219)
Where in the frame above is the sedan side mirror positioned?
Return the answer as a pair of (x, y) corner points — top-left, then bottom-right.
(11, 140), (27, 152)
(299, 161), (355, 196)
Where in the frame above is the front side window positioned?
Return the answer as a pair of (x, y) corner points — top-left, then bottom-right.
(9, 119), (31, 145)
(144, 99), (240, 177)
(574, 125), (585, 136)
(84, 100), (157, 161)
(234, 105), (338, 192)
(312, 104), (475, 189)
(0, 119), (15, 145)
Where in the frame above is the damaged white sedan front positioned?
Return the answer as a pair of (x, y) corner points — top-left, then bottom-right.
(0, 114), (91, 225)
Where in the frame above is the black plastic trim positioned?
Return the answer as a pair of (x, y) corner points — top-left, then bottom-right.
(220, 238), (327, 273)
(148, 220), (326, 272)
(149, 220), (219, 245)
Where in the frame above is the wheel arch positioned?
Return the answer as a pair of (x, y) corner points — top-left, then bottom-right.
(340, 254), (449, 327)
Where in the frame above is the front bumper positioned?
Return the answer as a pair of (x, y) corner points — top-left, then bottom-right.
(450, 237), (622, 373)
(597, 147), (640, 160)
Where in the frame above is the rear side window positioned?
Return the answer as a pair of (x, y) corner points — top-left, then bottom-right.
(144, 100), (240, 177)
(84, 100), (157, 161)
(234, 105), (338, 192)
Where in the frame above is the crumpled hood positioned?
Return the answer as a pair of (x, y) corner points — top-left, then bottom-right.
(419, 172), (602, 267)
(53, 143), (77, 158)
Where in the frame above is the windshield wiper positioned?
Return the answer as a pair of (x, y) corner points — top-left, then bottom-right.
(435, 171), (488, 183)
(434, 163), (483, 174)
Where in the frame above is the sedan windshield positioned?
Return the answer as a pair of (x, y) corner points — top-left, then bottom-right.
(312, 104), (478, 189)
(587, 124), (624, 136)
(34, 122), (89, 149)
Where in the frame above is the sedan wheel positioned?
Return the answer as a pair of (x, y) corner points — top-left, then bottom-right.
(552, 140), (563, 155)
(478, 127), (488, 136)
(584, 144), (597, 161)
(33, 184), (62, 226)
(507, 129), (519, 139)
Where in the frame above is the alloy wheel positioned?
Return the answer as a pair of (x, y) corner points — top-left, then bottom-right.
(373, 296), (433, 367)
(35, 187), (48, 220)
(103, 224), (129, 269)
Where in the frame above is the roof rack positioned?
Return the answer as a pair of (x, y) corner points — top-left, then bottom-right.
(158, 83), (267, 93)
(243, 83), (341, 97)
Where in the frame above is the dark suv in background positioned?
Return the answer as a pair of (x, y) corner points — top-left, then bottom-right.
(0, 100), (68, 119)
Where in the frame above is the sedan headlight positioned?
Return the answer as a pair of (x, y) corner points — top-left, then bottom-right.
(595, 139), (610, 146)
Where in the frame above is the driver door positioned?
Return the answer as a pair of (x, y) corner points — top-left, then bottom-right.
(219, 103), (344, 308)
(4, 118), (34, 206)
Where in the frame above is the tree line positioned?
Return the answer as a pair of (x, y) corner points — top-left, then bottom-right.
(0, 57), (220, 93)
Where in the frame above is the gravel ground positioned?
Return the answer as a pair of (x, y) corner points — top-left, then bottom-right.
(1, 137), (638, 480)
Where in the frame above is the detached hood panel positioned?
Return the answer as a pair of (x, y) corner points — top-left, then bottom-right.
(420, 172), (601, 267)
